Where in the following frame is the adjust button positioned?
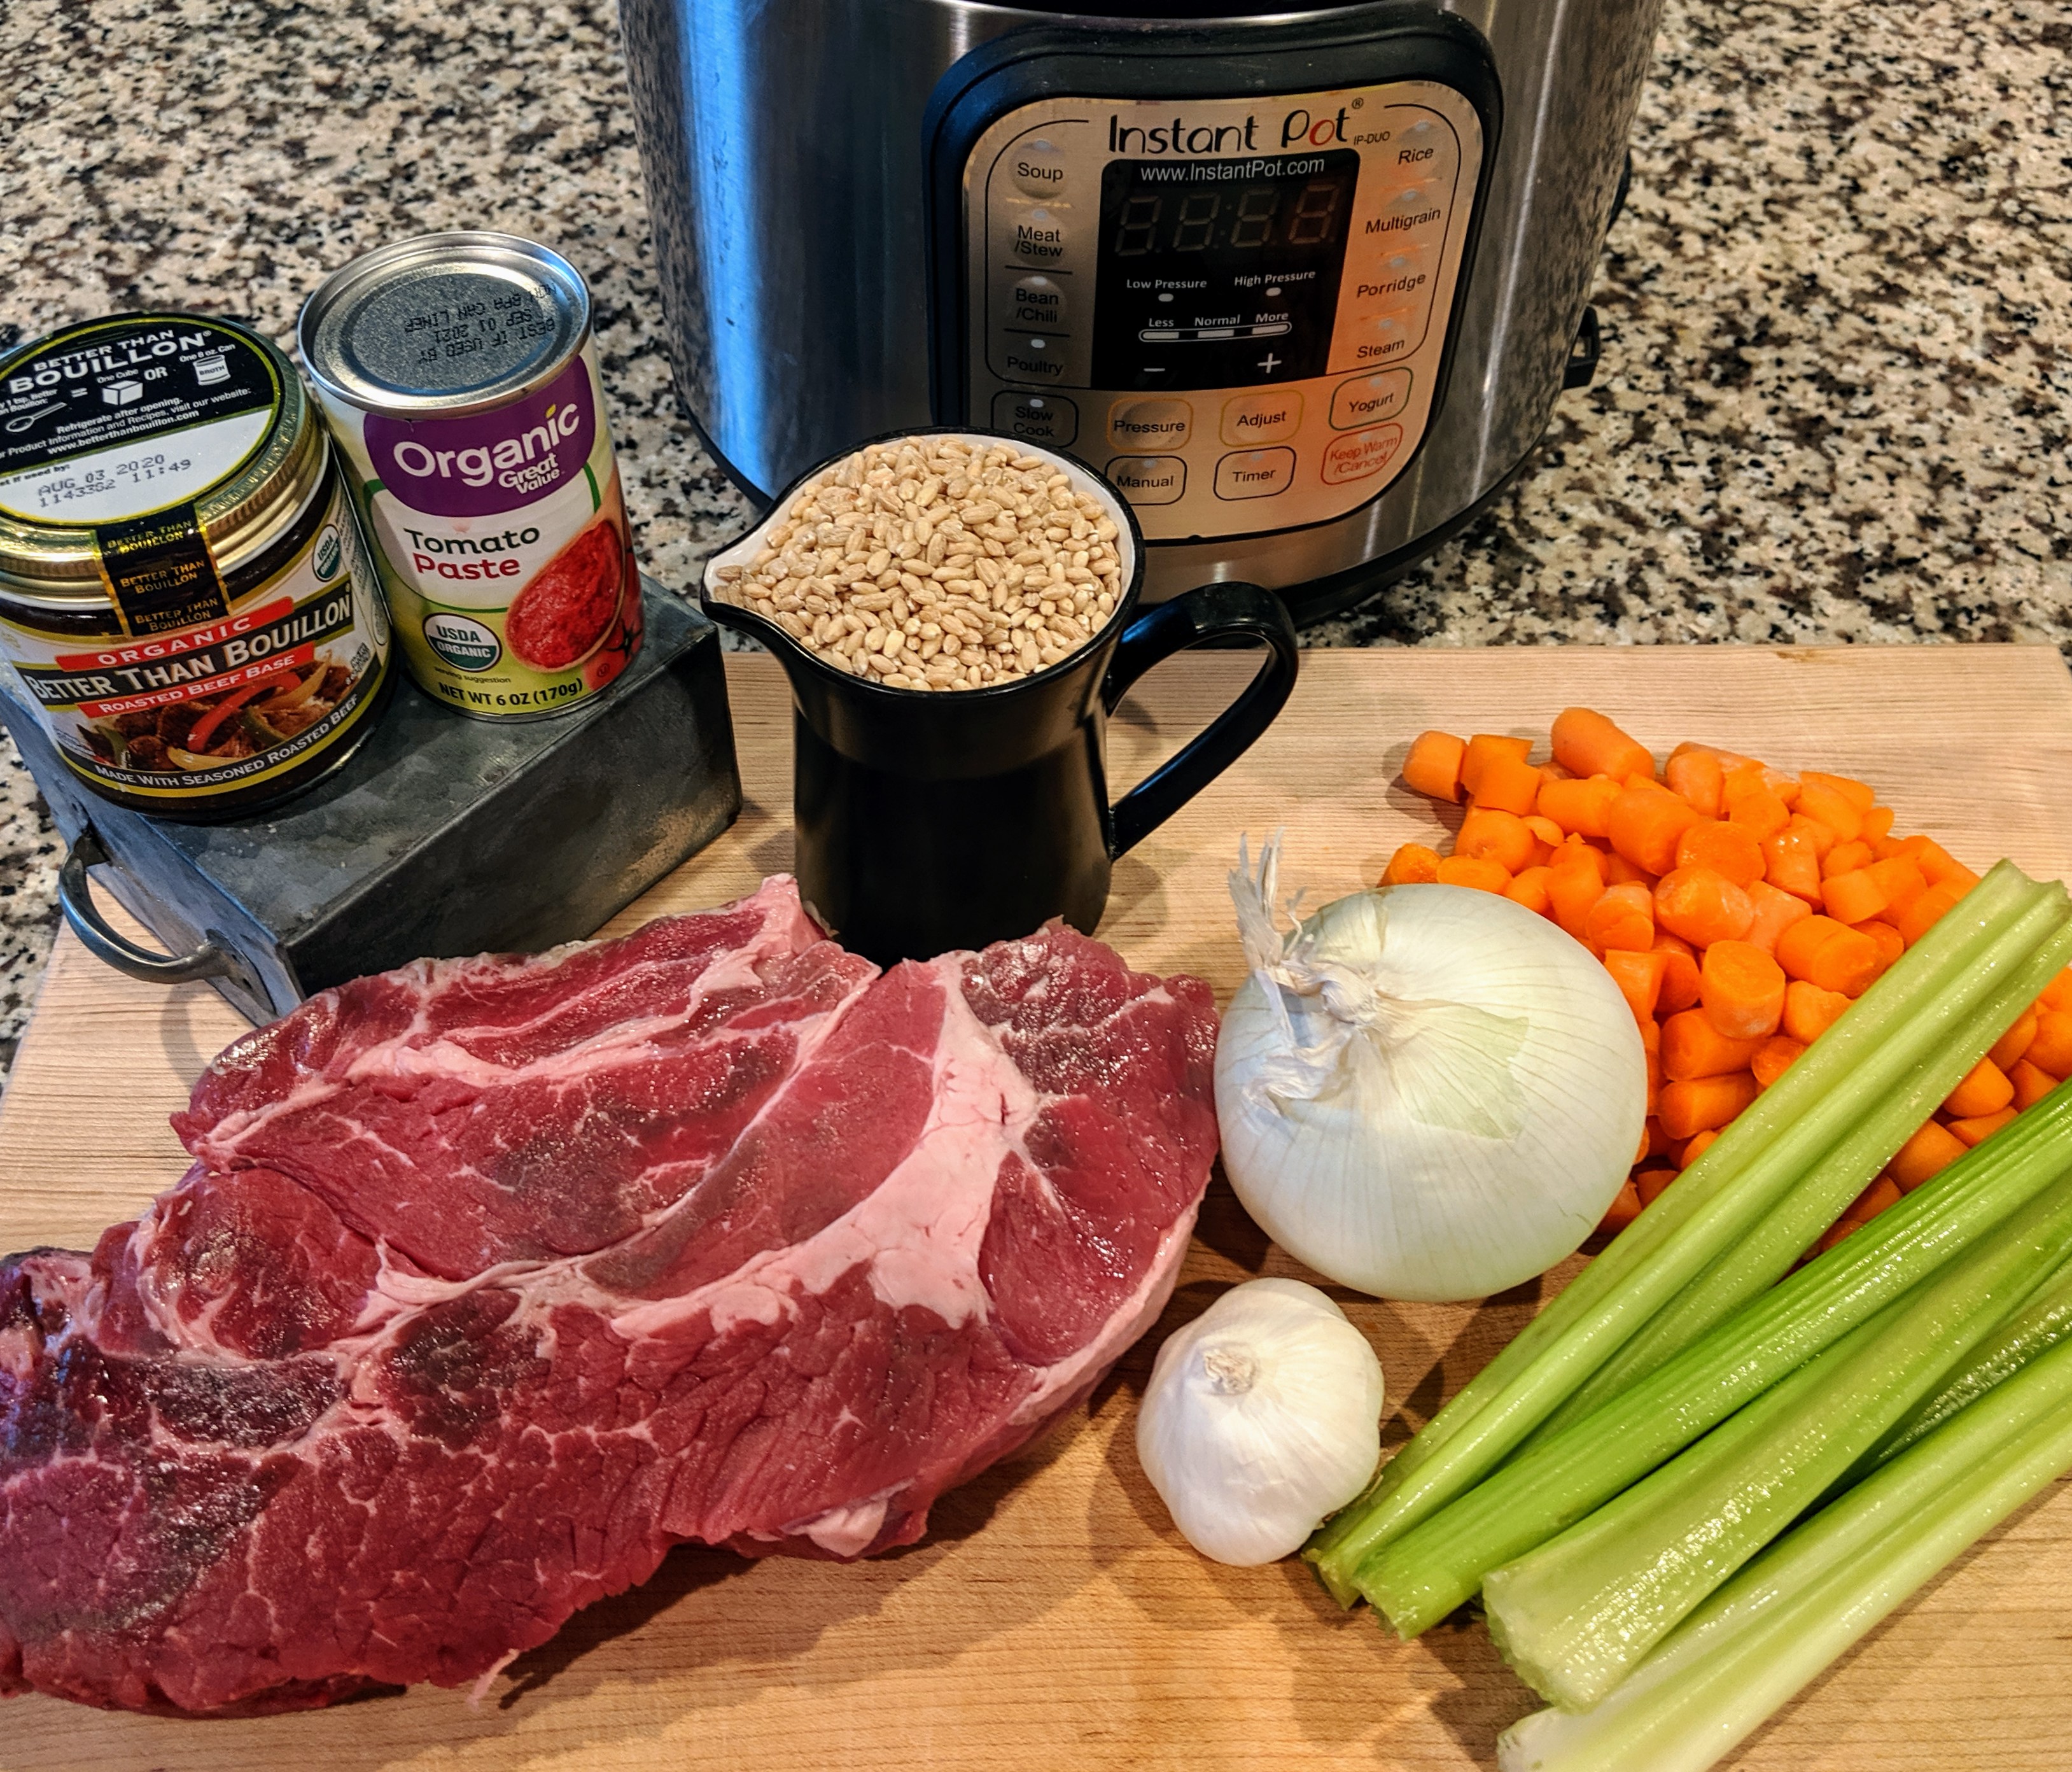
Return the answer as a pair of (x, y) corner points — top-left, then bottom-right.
(1107, 456), (1186, 507)
(992, 390), (1078, 447)
(1321, 425), (1404, 486)
(1009, 137), (1069, 199)
(1109, 398), (1191, 450)
(1330, 369), (1411, 430)
(1219, 391), (1303, 447)
(1214, 447), (1296, 500)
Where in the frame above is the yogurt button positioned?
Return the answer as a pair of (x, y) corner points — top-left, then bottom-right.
(1329, 369), (1411, 430)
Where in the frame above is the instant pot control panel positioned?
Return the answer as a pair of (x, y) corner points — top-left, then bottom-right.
(926, 22), (1499, 548)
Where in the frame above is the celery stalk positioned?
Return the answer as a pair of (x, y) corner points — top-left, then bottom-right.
(1305, 864), (2059, 1601)
(1497, 1335), (2072, 1772)
(1481, 1166), (2072, 1709)
(1528, 908), (2072, 1445)
(1355, 1081), (2072, 1635)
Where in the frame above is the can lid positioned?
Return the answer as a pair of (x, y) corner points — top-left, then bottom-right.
(298, 231), (593, 419)
(0, 313), (324, 611)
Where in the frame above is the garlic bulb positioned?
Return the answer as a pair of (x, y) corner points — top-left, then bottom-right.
(1137, 1278), (1385, 1566)
(1215, 837), (1647, 1303)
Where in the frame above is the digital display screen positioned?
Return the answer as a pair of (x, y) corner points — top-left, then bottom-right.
(1092, 150), (1359, 393)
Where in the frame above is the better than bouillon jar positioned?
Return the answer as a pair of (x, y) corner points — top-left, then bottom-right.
(0, 313), (393, 819)
(298, 232), (643, 721)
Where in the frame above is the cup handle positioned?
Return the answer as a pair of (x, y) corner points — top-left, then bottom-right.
(1102, 580), (1299, 858)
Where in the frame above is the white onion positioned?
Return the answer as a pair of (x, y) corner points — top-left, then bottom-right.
(1215, 839), (1648, 1302)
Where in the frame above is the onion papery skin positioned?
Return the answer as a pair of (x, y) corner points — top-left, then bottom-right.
(1215, 884), (1648, 1302)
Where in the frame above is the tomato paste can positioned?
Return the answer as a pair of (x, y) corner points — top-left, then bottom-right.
(0, 313), (394, 820)
(297, 232), (643, 721)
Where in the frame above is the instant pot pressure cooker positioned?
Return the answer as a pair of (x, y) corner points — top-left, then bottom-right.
(620, 0), (1662, 622)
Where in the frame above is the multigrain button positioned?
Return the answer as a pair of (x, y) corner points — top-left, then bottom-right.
(1009, 137), (1069, 199)
(1107, 455), (1186, 506)
(991, 390), (1077, 446)
(1109, 398), (1191, 450)
(1214, 447), (1295, 500)
(1321, 424), (1404, 486)
(1330, 369), (1411, 430)
(1219, 391), (1303, 447)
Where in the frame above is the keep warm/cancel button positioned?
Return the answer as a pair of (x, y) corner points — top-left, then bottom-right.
(1214, 447), (1296, 501)
(1321, 424), (1404, 486)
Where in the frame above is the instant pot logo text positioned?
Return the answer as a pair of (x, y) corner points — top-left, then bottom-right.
(363, 355), (596, 519)
(1107, 106), (1353, 155)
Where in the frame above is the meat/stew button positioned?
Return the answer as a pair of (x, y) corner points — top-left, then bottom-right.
(1321, 424), (1405, 486)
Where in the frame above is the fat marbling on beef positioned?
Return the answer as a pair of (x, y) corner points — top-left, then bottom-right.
(0, 877), (1218, 1716)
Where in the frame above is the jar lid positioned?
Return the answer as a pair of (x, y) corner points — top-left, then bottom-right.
(0, 314), (325, 615)
(297, 231), (592, 419)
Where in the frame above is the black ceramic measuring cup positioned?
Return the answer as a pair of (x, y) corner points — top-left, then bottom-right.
(701, 429), (1299, 966)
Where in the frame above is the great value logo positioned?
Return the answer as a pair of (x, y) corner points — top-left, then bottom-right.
(363, 355), (596, 519)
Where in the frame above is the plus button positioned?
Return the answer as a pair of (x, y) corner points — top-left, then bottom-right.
(1257, 352), (1283, 375)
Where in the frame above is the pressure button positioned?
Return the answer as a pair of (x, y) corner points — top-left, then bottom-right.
(1109, 398), (1191, 450)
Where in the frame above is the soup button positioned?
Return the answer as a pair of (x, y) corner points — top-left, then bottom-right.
(1321, 424), (1405, 486)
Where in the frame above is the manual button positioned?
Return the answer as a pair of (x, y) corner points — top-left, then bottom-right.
(1107, 455), (1186, 506)
(1109, 398), (1191, 450)
(992, 390), (1077, 447)
(1214, 447), (1296, 501)
(1220, 391), (1303, 447)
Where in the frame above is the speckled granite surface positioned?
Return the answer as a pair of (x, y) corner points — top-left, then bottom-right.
(0, 0), (2065, 1076)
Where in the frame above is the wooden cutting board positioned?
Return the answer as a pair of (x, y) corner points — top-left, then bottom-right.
(3, 645), (2069, 1771)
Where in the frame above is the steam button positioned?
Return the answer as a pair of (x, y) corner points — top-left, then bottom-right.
(1010, 137), (1069, 199)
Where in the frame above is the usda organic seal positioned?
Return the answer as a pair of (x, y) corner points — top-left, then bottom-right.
(423, 612), (501, 673)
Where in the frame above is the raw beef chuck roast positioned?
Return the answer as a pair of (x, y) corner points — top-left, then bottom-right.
(0, 879), (1219, 1715)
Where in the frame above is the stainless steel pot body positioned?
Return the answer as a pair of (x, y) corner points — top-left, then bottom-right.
(620, 0), (1662, 612)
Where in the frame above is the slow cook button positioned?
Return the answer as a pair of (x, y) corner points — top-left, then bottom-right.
(1330, 369), (1411, 430)
(1214, 447), (1296, 501)
(1320, 423), (1405, 486)
(1009, 137), (1069, 199)
(1109, 398), (1191, 450)
(991, 390), (1077, 447)
(1106, 455), (1186, 506)
(1219, 391), (1303, 447)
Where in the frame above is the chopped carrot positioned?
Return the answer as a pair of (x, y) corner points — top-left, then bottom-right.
(1655, 866), (1756, 947)
(1800, 771), (1876, 815)
(2010, 1058), (2059, 1111)
(1635, 1168), (1679, 1207)
(1523, 814), (1565, 851)
(1549, 852), (1608, 942)
(1863, 806), (1895, 841)
(1402, 731), (1466, 802)
(1643, 1115), (1675, 1160)
(1657, 1071), (1761, 1141)
(1742, 880), (1814, 955)
(1863, 855), (1928, 919)
(1753, 1035), (1805, 1088)
(1664, 747), (1725, 818)
(1586, 882), (1656, 953)
(1537, 774), (1621, 839)
(1853, 919), (1905, 972)
(1945, 1057), (2015, 1119)
(1602, 948), (1669, 1023)
(1796, 778), (1864, 843)
(1661, 1007), (1767, 1081)
(1551, 707), (1653, 784)
(1896, 878), (1968, 946)
(2039, 968), (2072, 1011)
(1599, 1178), (1644, 1234)
(1641, 1015), (1662, 1098)
(1471, 752), (1545, 816)
(1608, 781), (1703, 876)
(1506, 864), (1555, 915)
(1459, 734), (1532, 799)
(1912, 839), (1981, 891)
(1821, 868), (1889, 927)
(1653, 931), (1704, 1014)
(1819, 1216), (1866, 1255)
(1849, 1174), (1905, 1221)
(1948, 1107), (2019, 1148)
(1677, 1128), (1719, 1169)
(1675, 820), (1765, 887)
(1603, 853), (1659, 889)
(1989, 1002), (2038, 1069)
(1384, 842), (1443, 885)
(1890, 1119), (1969, 1190)
(1777, 916), (1884, 996)
(1761, 825), (1824, 902)
(2024, 1009), (2072, 1077)
(1701, 939), (1788, 1039)
(1723, 766), (1791, 839)
(1788, 813), (1840, 861)
(1457, 807), (1539, 874)
(1436, 854), (1512, 894)
(1821, 840), (1877, 880)
(1782, 978), (1852, 1044)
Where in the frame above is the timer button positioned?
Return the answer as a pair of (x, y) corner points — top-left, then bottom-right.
(1009, 138), (1069, 199)
(1214, 447), (1296, 501)
(1321, 424), (1405, 486)
(1109, 398), (1192, 451)
(992, 390), (1077, 447)
(1330, 369), (1412, 430)
(1107, 456), (1187, 507)
(1007, 274), (1067, 330)
(1219, 391), (1304, 447)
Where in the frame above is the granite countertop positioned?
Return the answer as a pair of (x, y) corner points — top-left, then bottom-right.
(0, 0), (2065, 1076)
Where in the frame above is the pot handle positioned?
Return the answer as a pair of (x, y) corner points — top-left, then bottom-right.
(58, 829), (237, 985)
(1102, 580), (1299, 858)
